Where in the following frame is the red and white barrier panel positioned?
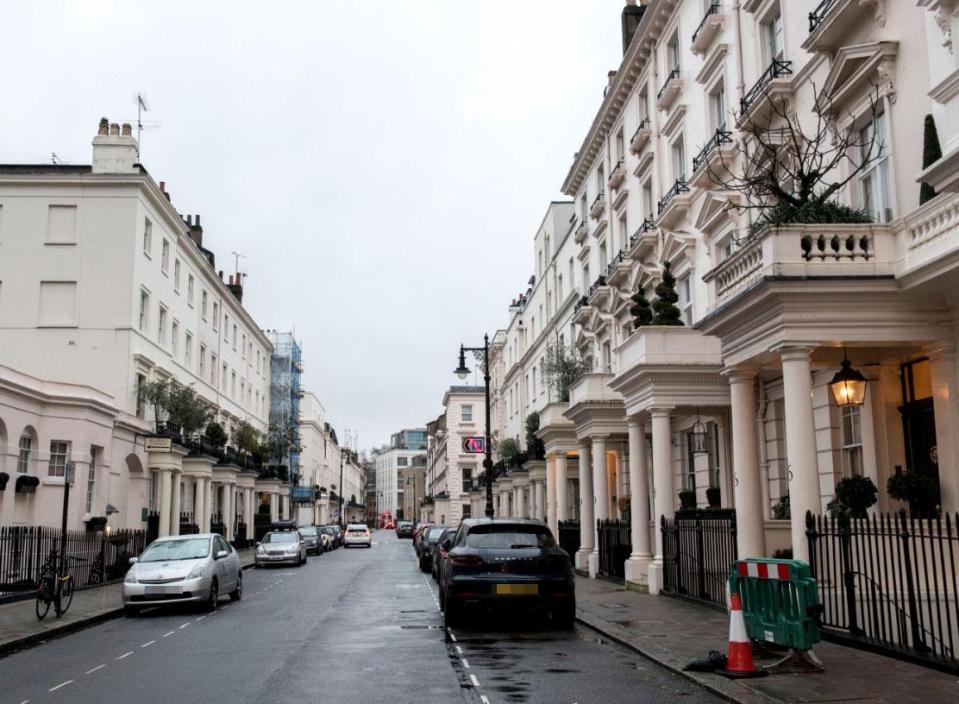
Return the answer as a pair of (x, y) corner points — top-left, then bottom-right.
(737, 561), (790, 580)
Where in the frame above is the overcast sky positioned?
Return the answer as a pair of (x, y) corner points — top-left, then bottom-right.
(1, 0), (627, 450)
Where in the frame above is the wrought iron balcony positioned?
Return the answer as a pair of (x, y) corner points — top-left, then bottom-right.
(808, 0), (840, 33)
(691, 2), (721, 47)
(587, 275), (608, 297)
(608, 158), (626, 189)
(657, 68), (680, 102)
(630, 118), (651, 153)
(573, 295), (590, 313)
(739, 60), (792, 117)
(692, 129), (733, 174)
(590, 192), (607, 218)
(657, 180), (690, 215)
(573, 218), (589, 243)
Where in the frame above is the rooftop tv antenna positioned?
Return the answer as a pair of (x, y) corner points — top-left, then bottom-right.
(129, 92), (161, 160)
(230, 251), (247, 279)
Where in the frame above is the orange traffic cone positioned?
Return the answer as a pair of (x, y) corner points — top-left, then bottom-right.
(718, 592), (768, 678)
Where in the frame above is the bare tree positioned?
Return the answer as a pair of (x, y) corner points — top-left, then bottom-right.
(707, 85), (886, 226)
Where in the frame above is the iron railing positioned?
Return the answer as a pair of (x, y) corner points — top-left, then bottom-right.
(591, 192), (606, 212)
(631, 118), (651, 145)
(587, 276), (608, 298)
(598, 519), (631, 581)
(573, 295), (590, 313)
(739, 59), (792, 116)
(692, 2), (721, 45)
(0, 526), (146, 600)
(808, 0), (840, 33)
(661, 512), (737, 607)
(657, 179), (689, 214)
(692, 129), (733, 173)
(657, 68), (681, 102)
(558, 520), (581, 559)
(806, 510), (959, 673)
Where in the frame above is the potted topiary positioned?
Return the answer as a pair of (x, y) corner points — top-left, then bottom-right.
(888, 469), (940, 518)
(827, 475), (878, 518)
(706, 487), (721, 509)
(678, 489), (696, 511)
(772, 494), (790, 520)
(85, 516), (108, 532)
(0, 472), (9, 491)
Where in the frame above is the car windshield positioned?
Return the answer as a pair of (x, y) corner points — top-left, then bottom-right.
(263, 532), (298, 544)
(298, 527), (317, 536)
(321, 527), (335, 535)
(140, 537), (210, 562)
(427, 527), (446, 540)
(348, 525), (367, 531)
(466, 525), (555, 549)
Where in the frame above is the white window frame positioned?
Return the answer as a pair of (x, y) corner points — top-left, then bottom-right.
(85, 446), (97, 513)
(143, 218), (152, 257)
(679, 274), (692, 325)
(17, 435), (32, 474)
(161, 239), (170, 274)
(840, 405), (864, 477)
(48, 440), (69, 477)
(157, 305), (167, 345)
(858, 110), (893, 223)
(462, 405), (473, 422)
(138, 290), (149, 332)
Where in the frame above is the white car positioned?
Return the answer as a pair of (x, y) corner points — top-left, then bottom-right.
(123, 533), (242, 615)
(343, 523), (372, 548)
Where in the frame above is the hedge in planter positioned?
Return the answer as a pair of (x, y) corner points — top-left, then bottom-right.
(888, 470), (940, 518)
(0, 472), (9, 491)
(827, 475), (877, 518)
(678, 489), (696, 511)
(15, 475), (40, 493)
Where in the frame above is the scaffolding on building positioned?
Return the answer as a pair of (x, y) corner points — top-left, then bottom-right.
(268, 331), (303, 484)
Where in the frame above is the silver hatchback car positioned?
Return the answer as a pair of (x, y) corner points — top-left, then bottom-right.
(123, 533), (242, 615)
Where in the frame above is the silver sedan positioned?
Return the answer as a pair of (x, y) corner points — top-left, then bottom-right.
(254, 530), (308, 567)
(122, 533), (242, 615)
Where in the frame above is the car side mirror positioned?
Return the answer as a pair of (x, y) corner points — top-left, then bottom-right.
(216, 549), (228, 559)
(128, 556), (139, 565)
(441, 539), (452, 550)
(255, 542), (261, 548)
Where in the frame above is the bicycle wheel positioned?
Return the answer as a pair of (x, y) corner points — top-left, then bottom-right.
(36, 592), (51, 620)
(56, 577), (75, 616)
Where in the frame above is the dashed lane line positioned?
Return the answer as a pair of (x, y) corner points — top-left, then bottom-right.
(141, 640), (155, 648)
(480, 697), (490, 704)
(116, 651), (133, 660)
(179, 622), (190, 629)
(48, 681), (73, 692)
(163, 630), (175, 637)
(469, 674), (480, 687)
(461, 658), (470, 669)
(85, 665), (105, 674)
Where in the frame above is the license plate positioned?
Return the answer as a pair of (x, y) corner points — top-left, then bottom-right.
(144, 586), (177, 595)
(495, 583), (538, 596)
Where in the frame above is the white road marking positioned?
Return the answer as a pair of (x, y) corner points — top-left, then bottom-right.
(163, 630), (175, 637)
(116, 651), (133, 660)
(469, 674), (480, 687)
(196, 615), (206, 621)
(179, 623), (190, 629)
(141, 640), (155, 648)
(85, 665), (105, 674)
(18, 699), (29, 704)
(462, 658), (471, 669)
(448, 629), (457, 642)
(48, 680), (73, 692)
(455, 645), (463, 654)
(481, 697), (490, 704)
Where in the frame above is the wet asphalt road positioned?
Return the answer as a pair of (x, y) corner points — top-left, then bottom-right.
(1, 532), (721, 704)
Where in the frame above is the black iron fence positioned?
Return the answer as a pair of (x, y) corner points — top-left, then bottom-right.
(661, 512), (737, 608)
(558, 520), (580, 560)
(0, 526), (146, 600)
(597, 519), (631, 581)
(806, 510), (959, 673)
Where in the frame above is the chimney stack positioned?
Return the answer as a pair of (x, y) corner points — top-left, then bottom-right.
(621, 0), (645, 55)
(185, 213), (203, 248)
(227, 273), (244, 304)
(91, 116), (139, 174)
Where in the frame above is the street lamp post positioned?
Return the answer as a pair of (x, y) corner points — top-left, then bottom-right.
(454, 334), (494, 518)
(339, 449), (347, 528)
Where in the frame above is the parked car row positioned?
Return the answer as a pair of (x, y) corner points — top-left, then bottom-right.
(408, 518), (576, 630)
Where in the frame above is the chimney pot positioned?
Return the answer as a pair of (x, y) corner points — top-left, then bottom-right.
(121, 123), (132, 136)
(218, 270), (223, 280)
(159, 181), (165, 192)
(187, 214), (192, 226)
(109, 123), (120, 136)
(98, 118), (109, 136)
(195, 215), (200, 227)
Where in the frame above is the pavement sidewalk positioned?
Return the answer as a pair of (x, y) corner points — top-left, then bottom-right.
(574, 576), (959, 704)
(0, 548), (257, 657)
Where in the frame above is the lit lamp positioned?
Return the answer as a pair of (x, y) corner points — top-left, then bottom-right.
(829, 354), (867, 407)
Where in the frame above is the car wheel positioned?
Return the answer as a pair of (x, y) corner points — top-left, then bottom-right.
(419, 558), (429, 573)
(206, 579), (219, 612)
(124, 605), (140, 618)
(554, 600), (576, 630)
(230, 573), (243, 601)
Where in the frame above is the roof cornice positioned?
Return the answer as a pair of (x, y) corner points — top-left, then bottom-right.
(560, 0), (667, 196)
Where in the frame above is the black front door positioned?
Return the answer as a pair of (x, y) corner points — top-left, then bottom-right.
(900, 397), (939, 482)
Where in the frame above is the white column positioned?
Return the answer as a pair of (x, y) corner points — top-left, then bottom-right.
(246, 489), (255, 540)
(728, 369), (766, 559)
(588, 436), (609, 577)
(546, 457), (558, 533)
(648, 407), (674, 594)
(270, 492), (279, 522)
(555, 454), (568, 524)
(625, 416), (652, 586)
(157, 470), (172, 537)
(575, 442), (594, 572)
(534, 479), (546, 523)
(224, 485), (234, 541)
(781, 347), (820, 563)
(170, 472), (181, 537)
(928, 344), (959, 513)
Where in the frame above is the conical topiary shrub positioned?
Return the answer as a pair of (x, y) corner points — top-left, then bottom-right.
(652, 261), (684, 326)
(920, 114), (943, 205)
(630, 284), (653, 328)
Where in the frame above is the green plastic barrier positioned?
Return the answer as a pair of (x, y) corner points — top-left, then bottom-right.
(728, 558), (822, 653)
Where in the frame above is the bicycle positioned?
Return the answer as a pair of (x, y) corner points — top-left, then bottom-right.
(35, 550), (80, 620)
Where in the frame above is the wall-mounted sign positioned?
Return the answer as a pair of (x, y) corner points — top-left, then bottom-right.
(462, 436), (485, 454)
(291, 486), (314, 504)
(145, 437), (173, 452)
(65, 461), (76, 486)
